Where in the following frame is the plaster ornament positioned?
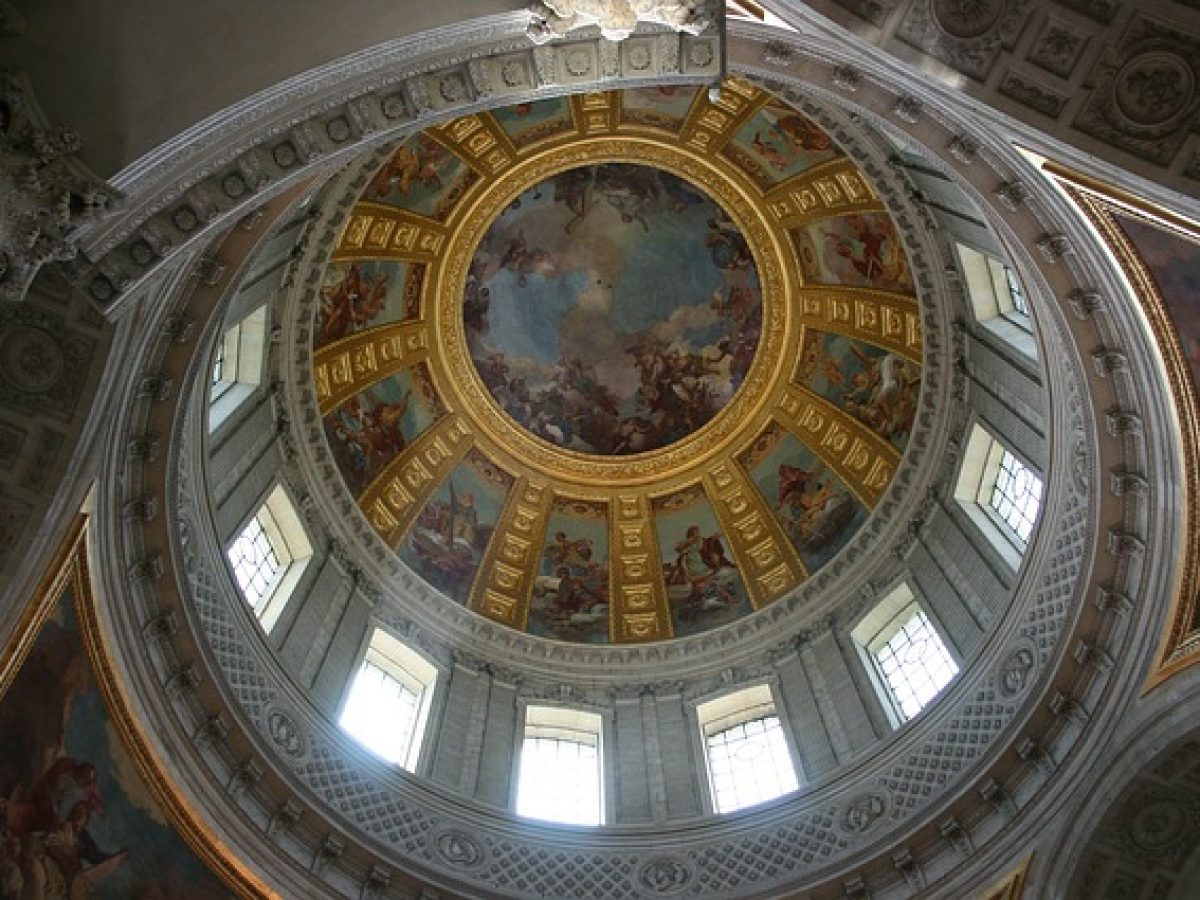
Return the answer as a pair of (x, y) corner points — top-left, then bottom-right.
(0, 73), (120, 303)
(527, 0), (715, 44)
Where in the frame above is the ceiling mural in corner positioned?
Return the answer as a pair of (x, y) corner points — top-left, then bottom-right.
(310, 82), (924, 645)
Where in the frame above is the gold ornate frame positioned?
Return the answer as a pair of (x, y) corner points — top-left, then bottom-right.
(1046, 162), (1200, 689)
(0, 517), (276, 899)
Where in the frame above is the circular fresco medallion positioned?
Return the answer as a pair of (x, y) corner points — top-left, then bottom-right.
(464, 163), (762, 456)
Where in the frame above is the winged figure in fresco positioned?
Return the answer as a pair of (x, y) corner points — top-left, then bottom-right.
(842, 346), (919, 441)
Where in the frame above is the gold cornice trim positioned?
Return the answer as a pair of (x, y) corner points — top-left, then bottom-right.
(358, 415), (474, 547)
(313, 322), (429, 415)
(703, 461), (808, 607)
(469, 476), (554, 629)
(1047, 171), (1200, 691)
(973, 854), (1031, 899)
(794, 285), (923, 363)
(611, 494), (672, 641)
(0, 514), (86, 698)
(776, 385), (900, 509)
(431, 133), (796, 487)
(334, 203), (448, 263)
(763, 156), (884, 227)
(430, 112), (519, 177)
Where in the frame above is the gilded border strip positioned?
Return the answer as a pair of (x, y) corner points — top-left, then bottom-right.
(1048, 165), (1200, 690)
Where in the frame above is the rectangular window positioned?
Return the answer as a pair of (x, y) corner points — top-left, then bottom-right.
(954, 423), (1043, 564)
(988, 449), (1042, 545)
(868, 605), (959, 722)
(339, 629), (437, 771)
(697, 684), (798, 814)
(225, 484), (312, 632)
(515, 706), (603, 826)
(210, 306), (267, 430)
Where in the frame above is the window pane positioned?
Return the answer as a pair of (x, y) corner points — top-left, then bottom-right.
(873, 608), (958, 721)
(989, 451), (1042, 544)
(705, 716), (798, 813)
(1004, 266), (1029, 316)
(226, 514), (284, 612)
(515, 731), (602, 826)
(340, 660), (424, 767)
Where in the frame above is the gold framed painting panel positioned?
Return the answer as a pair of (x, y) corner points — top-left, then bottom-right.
(1046, 161), (1200, 689)
(0, 515), (278, 899)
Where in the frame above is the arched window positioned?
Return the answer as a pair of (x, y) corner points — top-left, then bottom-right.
(225, 484), (312, 632)
(696, 684), (799, 814)
(514, 706), (604, 825)
(955, 421), (1044, 566)
(853, 584), (959, 725)
(209, 305), (267, 431)
(339, 628), (438, 771)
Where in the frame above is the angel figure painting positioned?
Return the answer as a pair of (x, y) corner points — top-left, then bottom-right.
(464, 162), (763, 456)
(796, 330), (920, 451)
(728, 99), (841, 185)
(0, 580), (233, 900)
(367, 134), (470, 219)
(322, 368), (436, 496)
(796, 213), (914, 294)
(398, 453), (511, 605)
(653, 488), (751, 638)
(529, 501), (611, 643)
(743, 425), (867, 571)
(315, 260), (415, 347)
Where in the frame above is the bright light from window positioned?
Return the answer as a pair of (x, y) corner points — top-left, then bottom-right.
(515, 708), (603, 826)
(705, 715), (798, 813)
(872, 607), (958, 721)
(1003, 266), (1029, 317)
(339, 632), (436, 770)
(989, 450), (1042, 545)
(227, 511), (284, 612)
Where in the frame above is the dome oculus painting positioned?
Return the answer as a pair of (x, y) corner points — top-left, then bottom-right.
(463, 162), (763, 456)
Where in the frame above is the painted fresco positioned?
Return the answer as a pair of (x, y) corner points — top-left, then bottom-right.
(322, 366), (437, 496)
(792, 213), (914, 293)
(652, 486), (751, 637)
(491, 97), (573, 148)
(366, 134), (473, 220)
(742, 423), (867, 571)
(528, 499), (611, 643)
(464, 162), (762, 455)
(796, 330), (920, 450)
(398, 450), (512, 604)
(315, 259), (421, 347)
(725, 99), (841, 189)
(1114, 213), (1200, 391)
(0, 585), (233, 899)
(620, 85), (696, 131)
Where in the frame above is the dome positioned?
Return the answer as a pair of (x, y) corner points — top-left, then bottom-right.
(311, 84), (924, 644)
(4, 4), (1199, 900)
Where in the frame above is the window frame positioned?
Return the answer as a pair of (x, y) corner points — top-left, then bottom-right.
(692, 682), (801, 815)
(954, 242), (1038, 359)
(512, 703), (610, 826)
(954, 420), (1044, 568)
(225, 483), (312, 633)
(209, 305), (268, 431)
(852, 585), (960, 727)
(337, 627), (439, 773)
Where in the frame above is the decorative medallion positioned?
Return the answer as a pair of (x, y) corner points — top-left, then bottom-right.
(840, 790), (889, 834)
(314, 84), (923, 644)
(433, 829), (485, 867)
(997, 639), (1037, 698)
(638, 856), (692, 893)
(1114, 52), (1194, 128)
(0, 325), (63, 392)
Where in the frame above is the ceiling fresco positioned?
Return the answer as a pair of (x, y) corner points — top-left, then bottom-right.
(311, 82), (923, 644)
